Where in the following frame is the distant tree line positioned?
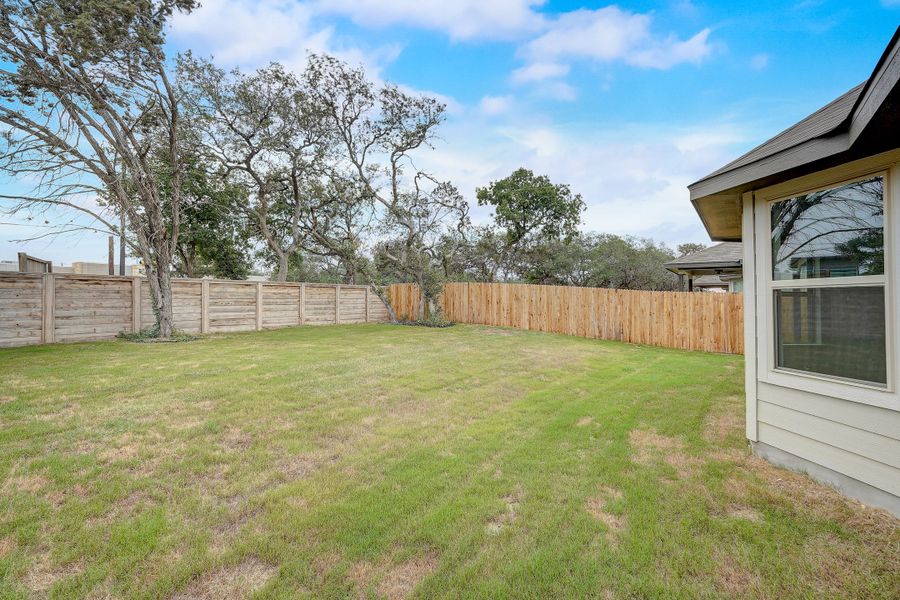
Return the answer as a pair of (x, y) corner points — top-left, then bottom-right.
(0, 0), (700, 336)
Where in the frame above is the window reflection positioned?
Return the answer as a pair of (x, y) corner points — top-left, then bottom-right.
(771, 177), (884, 280)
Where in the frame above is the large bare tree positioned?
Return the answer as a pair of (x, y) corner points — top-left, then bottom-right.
(304, 54), (469, 319)
(0, 0), (196, 337)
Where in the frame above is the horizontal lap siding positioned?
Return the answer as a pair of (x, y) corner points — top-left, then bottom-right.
(0, 275), (43, 347)
(263, 285), (299, 328)
(757, 382), (900, 496)
(55, 277), (131, 342)
(304, 286), (336, 325)
(208, 282), (256, 332)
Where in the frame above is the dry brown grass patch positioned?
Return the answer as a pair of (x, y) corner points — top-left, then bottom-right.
(312, 551), (342, 581)
(23, 553), (84, 593)
(7, 473), (50, 494)
(702, 410), (742, 443)
(0, 537), (14, 558)
(377, 552), (439, 600)
(585, 485), (625, 542)
(713, 551), (761, 597)
(486, 489), (521, 535)
(169, 556), (276, 600)
(221, 428), (253, 452)
(629, 429), (699, 478)
(575, 416), (594, 427)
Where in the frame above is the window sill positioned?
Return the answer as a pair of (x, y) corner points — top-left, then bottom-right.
(762, 369), (899, 411)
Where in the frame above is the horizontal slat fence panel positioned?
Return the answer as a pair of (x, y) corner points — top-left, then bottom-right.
(0, 274), (43, 347)
(0, 273), (390, 346)
(389, 282), (744, 354)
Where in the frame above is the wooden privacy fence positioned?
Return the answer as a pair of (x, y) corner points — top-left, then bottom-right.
(0, 272), (390, 348)
(388, 282), (744, 354)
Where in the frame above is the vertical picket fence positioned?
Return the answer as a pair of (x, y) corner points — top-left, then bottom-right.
(388, 281), (743, 354)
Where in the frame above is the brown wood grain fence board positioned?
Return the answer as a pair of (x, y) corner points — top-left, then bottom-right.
(388, 281), (743, 354)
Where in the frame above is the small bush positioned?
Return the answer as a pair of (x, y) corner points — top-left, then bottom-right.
(398, 312), (454, 328)
(117, 326), (198, 343)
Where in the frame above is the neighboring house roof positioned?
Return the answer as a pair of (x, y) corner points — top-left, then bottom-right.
(690, 26), (900, 241)
(664, 242), (743, 273)
(692, 274), (730, 288)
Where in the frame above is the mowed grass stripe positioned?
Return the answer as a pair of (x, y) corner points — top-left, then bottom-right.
(0, 325), (896, 599)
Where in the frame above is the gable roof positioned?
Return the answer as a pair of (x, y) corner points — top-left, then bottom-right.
(689, 26), (900, 241)
(664, 242), (742, 272)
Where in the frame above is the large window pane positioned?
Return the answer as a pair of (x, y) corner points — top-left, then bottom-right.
(775, 286), (886, 385)
(771, 176), (884, 280)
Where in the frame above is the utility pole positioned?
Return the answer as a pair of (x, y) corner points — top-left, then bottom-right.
(119, 211), (126, 276)
(108, 235), (114, 275)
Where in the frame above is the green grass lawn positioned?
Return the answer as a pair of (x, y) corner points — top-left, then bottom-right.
(0, 324), (897, 599)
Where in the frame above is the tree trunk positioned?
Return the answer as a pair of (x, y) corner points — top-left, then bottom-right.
(415, 272), (426, 321)
(145, 262), (175, 338)
(275, 251), (289, 282)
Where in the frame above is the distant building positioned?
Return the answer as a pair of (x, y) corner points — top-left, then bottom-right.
(664, 242), (743, 293)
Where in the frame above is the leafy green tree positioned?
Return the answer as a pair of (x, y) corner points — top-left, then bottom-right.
(476, 168), (585, 244)
(517, 233), (678, 290)
(475, 168), (585, 279)
(676, 242), (707, 257)
(173, 162), (252, 280)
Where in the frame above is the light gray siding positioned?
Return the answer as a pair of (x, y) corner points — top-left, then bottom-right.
(757, 382), (900, 497)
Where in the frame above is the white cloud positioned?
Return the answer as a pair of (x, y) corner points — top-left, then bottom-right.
(520, 7), (713, 70)
(415, 116), (749, 245)
(510, 61), (570, 84)
(478, 95), (514, 116)
(169, 0), (400, 77)
(170, 0), (316, 65)
(315, 0), (546, 41)
(533, 81), (577, 102)
(749, 53), (770, 71)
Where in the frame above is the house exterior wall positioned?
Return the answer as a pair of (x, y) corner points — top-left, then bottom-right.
(743, 150), (900, 516)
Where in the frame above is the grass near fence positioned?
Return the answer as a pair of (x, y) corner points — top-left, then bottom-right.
(0, 325), (897, 598)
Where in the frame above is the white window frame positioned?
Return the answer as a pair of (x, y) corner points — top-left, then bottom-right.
(754, 161), (898, 411)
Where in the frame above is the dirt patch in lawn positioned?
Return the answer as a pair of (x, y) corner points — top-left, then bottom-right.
(575, 416), (594, 427)
(170, 556), (276, 599)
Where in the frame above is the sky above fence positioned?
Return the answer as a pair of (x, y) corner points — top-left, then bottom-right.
(2, 1), (897, 264)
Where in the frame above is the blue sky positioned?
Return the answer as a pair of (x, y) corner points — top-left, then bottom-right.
(1, 0), (898, 265)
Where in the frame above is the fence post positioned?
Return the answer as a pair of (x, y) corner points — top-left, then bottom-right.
(41, 273), (55, 344)
(256, 282), (263, 331)
(131, 277), (142, 332)
(299, 283), (306, 326)
(365, 286), (369, 323)
(201, 280), (210, 334)
(335, 285), (341, 324)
